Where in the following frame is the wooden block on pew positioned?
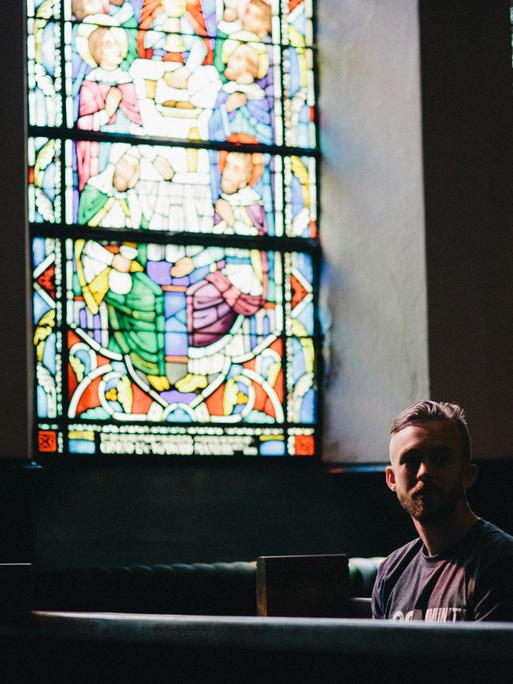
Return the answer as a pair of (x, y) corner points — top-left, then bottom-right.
(256, 554), (349, 617)
(0, 564), (32, 617)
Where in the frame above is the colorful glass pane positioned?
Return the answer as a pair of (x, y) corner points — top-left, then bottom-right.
(28, 1), (61, 19)
(284, 154), (316, 238)
(65, 423), (294, 456)
(27, 2), (317, 146)
(27, 18), (63, 127)
(28, 0), (319, 458)
(283, 46), (315, 147)
(286, 335), (315, 423)
(37, 424), (63, 453)
(28, 138), (63, 223)
(33, 237), (63, 420)
(65, 238), (287, 424)
(31, 137), (320, 239)
(64, 0), (283, 38)
(66, 26), (282, 145)
(281, 0), (313, 47)
(68, 140), (282, 235)
(288, 427), (314, 456)
(287, 251), (314, 336)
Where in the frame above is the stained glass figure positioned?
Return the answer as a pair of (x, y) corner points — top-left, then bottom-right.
(73, 22), (142, 132)
(208, 36), (276, 144)
(66, 238), (285, 422)
(210, 141), (278, 235)
(28, 0), (320, 458)
(71, 140), (281, 234)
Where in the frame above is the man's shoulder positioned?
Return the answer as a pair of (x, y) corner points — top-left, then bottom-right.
(465, 520), (513, 620)
(471, 518), (513, 563)
(476, 518), (513, 542)
(450, 518), (513, 583)
(372, 537), (423, 616)
(377, 537), (423, 578)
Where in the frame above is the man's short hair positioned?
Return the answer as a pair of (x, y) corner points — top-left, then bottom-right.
(390, 400), (472, 463)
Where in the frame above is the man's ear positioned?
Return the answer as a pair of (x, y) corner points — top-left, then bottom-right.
(463, 462), (478, 490)
(385, 465), (397, 492)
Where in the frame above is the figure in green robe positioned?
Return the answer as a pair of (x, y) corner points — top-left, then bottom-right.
(76, 239), (170, 393)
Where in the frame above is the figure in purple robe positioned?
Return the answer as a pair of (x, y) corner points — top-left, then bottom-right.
(169, 234), (270, 393)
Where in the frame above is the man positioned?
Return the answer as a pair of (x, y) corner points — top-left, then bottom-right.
(372, 400), (513, 622)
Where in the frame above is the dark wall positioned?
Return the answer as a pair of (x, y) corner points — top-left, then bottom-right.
(0, 0), (32, 459)
(3, 458), (513, 570)
(17, 460), (513, 569)
(31, 463), (411, 568)
(420, 0), (513, 458)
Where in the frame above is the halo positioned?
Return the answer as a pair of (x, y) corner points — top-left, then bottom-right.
(221, 38), (270, 80)
(218, 134), (265, 186)
(76, 14), (128, 68)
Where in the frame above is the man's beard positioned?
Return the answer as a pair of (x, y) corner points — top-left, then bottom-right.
(397, 485), (466, 523)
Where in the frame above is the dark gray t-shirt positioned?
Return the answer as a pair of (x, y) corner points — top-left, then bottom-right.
(372, 519), (513, 622)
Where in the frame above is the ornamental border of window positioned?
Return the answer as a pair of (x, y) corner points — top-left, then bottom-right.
(27, 0), (322, 460)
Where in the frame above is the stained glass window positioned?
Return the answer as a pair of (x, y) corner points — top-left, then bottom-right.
(28, 0), (319, 458)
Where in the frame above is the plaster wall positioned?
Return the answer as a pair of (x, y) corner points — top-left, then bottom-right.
(318, 0), (429, 462)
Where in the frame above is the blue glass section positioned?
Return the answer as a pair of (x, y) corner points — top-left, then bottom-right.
(165, 291), (187, 319)
(69, 439), (96, 454)
(33, 238), (46, 267)
(260, 439), (286, 456)
(300, 388), (315, 424)
(33, 291), (52, 325)
(164, 332), (188, 356)
(295, 301), (314, 335)
(42, 332), (57, 375)
(165, 408), (193, 422)
(166, 316), (187, 334)
(292, 338), (306, 381)
(296, 253), (313, 283)
(36, 386), (48, 418)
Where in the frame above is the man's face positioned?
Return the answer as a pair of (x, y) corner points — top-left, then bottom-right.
(386, 420), (475, 523)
